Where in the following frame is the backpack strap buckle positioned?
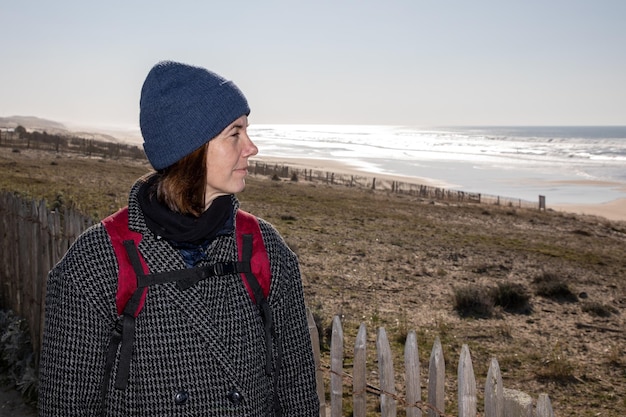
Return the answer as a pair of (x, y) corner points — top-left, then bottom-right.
(212, 262), (225, 276)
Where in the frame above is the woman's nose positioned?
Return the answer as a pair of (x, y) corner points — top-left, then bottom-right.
(244, 134), (259, 157)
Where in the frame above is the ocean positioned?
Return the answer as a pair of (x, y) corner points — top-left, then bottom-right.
(247, 125), (626, 205)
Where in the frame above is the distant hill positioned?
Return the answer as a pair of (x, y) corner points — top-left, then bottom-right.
(0, 115), (67, 132)
(0, 115), (142, 145)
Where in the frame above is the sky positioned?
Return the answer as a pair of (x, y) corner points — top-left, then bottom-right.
(1, 0), (625, 130)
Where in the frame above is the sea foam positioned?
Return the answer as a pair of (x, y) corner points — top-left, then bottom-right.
(248, 125), (626, 205)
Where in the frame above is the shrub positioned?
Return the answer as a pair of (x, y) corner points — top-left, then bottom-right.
(453, 285), (494, 318)
(0, 309), (38, 404)
(491, 282), (532, 314)
(532, 272), (578, 302)
(309, 306), (330, 353)
(581, 301), (617, 318)
(535, 342), (577, 384)
(51, 192), (65, 211)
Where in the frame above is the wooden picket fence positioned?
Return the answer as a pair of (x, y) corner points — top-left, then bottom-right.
(0, 192), (93, 355)
(307, 314), (555, 417)
(252, 162), (542, 211)
(1, 192), (555, 416)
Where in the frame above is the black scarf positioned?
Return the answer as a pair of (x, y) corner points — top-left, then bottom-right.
(138, 178), (233, 246)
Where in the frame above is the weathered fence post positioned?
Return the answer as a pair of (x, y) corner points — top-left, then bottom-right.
(405, 330), (422, 417)
(535, 393), (555, 417)
(484, 357), (504, 417)
(17, 201), (27, 313)
(504, 388), (533, 417)
(539, 195), (546, 211)
(458, 344), (476, 417)
(38, 199), (51, 365)
(428, 337), (445, 417)
(306, 309), (326, 417)
(353, 323), (367, 417)
(377, 327), (397, 417)
(330, 316), (343, 417)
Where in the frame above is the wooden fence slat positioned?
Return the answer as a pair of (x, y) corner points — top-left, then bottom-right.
(484, 357), (504, 417)
(535, 393), (555, 417)
(353, 323), (367, 417)
(0, 195), (5, 306)
(11, 196), (20, 311)
(28, 200), (40, 355)
(503, 388), (533, 417)
(306, 309), (326, 417)
(458, 344), (477, 417)
(428, 337), (445, 417)
(16, 202), (26, 314)
(0, 195), (12, 306)
(404, 330), (421, 417)
(330, 316), (344, 417)
(37, 199), (50, 366)
(50, 210), (63, 264)
(377, 327), (397, 417)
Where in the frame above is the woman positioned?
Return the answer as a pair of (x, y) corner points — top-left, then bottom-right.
(38, 61), (320, 416)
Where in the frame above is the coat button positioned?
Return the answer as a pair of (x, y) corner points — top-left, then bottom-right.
(227, 389), (243, 405)
(174, 390), (189, 405)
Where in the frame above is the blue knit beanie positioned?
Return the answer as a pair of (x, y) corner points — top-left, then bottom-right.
(140, 60), (250, 170)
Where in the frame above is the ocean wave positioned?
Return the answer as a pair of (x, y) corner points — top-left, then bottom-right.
(249, 124), (626, 204)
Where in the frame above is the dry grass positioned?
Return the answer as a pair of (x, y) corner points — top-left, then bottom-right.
(1, 147), (626, 416)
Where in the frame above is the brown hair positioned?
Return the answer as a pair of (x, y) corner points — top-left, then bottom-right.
(155, 143), (208, 217)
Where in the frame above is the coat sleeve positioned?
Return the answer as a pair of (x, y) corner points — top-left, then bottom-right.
(38, 225), (117, 417)
(259, 220), (320, 417)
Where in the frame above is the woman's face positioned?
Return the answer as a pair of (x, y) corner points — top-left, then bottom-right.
(204, 115), (258, 207)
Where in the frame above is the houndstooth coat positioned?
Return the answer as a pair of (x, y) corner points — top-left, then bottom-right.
(38, 177), (320, 416)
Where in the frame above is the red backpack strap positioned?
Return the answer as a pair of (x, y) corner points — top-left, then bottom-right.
(236, 209), (279, 399)
(101, 207), (149, 317)
(235, 209), (271, 300)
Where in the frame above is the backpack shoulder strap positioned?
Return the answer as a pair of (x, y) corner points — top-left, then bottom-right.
(235, 209), (281, 415)
(101, 207), (149, 317)
(99, 207), (278, 409)
(235, 209), (271, 301)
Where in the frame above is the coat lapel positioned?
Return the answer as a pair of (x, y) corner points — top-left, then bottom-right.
(136, 233), (245, 383)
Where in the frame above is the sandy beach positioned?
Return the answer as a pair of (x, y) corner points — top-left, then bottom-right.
(550, 198), (626, 222)
(253, 155), (626, 222)
(254, 156), (456, 188)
